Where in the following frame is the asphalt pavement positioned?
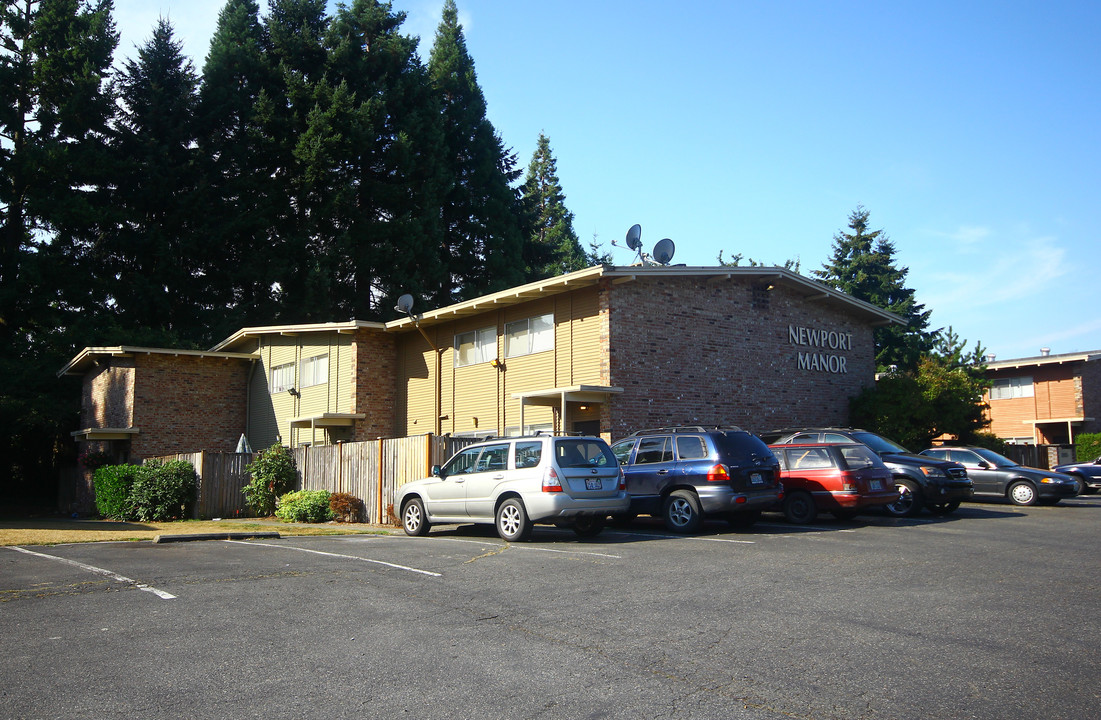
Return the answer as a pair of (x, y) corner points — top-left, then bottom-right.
(2, 496), (1099, 720)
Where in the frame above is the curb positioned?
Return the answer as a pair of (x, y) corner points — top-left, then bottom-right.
(153, 531), (281, 544)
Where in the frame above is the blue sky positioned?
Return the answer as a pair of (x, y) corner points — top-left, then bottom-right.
(112, 0), (1100, 361)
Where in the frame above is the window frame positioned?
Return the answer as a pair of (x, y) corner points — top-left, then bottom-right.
(990, 376), (1034, 400)
(454, 326), (497, 367)
(504, 313), (554, 359)
(300, 354), (329, 389)
(270, 362), (295, 394)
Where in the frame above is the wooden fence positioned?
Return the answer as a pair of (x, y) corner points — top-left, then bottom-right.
(150, 434), (476, 523)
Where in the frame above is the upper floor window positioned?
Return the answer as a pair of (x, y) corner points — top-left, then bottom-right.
(300, 354), (328, 388)
(270, 363), (294, 394)
(454, 327), (496, 367)
(504, 313), (554, 358)
(990, 376), (1034, 400)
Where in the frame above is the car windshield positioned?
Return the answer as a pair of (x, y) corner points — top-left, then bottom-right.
(849, 432), (908, 454)
(971, 447), (1018, 468)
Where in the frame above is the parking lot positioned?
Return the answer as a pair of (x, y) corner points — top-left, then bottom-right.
(3, 497), (1100, 720)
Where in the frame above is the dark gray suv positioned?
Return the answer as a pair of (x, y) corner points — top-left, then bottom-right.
(610, 427), (782, 532)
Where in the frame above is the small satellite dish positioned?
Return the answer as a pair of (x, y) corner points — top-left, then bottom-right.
(653, 238), (675, 265)
(395, 294), (415, 314)
(625, 224), (642, 251)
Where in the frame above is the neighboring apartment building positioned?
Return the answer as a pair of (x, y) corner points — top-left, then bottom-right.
(983, 349), (1101, 445)
(60, 265), (901, 505)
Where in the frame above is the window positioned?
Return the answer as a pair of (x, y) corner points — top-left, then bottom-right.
(990, 376), (1034, 400)
(504, 313), (554, 358)
(786, 447), (834, 470)
(443, 447), (481, 476)
(454, 327), (497, 367)
(300, 354), (328, 388)
(270, 363), (294, 394)
(635, 436), (673, 465)
(476, 444), (510, 472)
(676, 436), (708, 461)
(515, 441), (543, 469)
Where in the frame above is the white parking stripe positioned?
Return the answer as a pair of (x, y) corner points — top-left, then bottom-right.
(226, 540), (442, 576)
(8, 546), (176, 599)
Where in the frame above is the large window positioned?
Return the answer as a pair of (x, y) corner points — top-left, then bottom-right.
(270, 363), (294, 394)
(300, 354), (328, 388)
(504, 313), (554, 358)
(454, 327), (496, 367)
(991, 376), (1034, 400)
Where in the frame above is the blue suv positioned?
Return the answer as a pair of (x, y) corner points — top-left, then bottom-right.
(610, 427), (782, 532)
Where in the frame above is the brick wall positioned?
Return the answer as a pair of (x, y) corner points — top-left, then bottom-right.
(1079, 359), (1101, 436)
(129, 354), (250, 459)
(82, 358), (135, 428)
(352, 329), (398, 440)
(605, 276), (876, 437)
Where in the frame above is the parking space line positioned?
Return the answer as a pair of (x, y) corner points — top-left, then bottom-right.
(225, 540), (442, 576)
(7, 546), (176, 599)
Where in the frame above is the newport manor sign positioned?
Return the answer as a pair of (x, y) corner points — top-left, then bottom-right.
(789, 324), (852, 374)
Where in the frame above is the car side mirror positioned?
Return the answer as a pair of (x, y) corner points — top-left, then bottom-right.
(431, 464), (442, 477)
(976, 461), (990, 469)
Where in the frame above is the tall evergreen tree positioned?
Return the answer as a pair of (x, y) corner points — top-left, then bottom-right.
(427, 0), (524, 303)
(0, 0), (118, 504)
(520, 131), (587, 280)
(104, 18), (203, 345)
(815, 206), (934, 371)
(196, 0), (280, 340)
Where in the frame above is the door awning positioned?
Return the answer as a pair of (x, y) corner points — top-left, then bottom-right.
(511, 385), (622, 431)
(71, 427), (140, 441)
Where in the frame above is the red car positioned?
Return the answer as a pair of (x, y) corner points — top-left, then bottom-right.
(768, 443), (899, 523)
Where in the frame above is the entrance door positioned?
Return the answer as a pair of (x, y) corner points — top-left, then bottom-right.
(573, 420), (600, 436)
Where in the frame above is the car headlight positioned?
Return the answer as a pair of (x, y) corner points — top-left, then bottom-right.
(919, 466), (947, 478)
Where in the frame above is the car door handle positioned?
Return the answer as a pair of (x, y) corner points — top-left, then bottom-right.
(657, 469), (670, 474)
(492, 473), (505, 480)
(453, 478), (466, 483)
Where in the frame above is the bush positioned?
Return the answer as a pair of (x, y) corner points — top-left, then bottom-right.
(244, 444), (297, 516)
(129, 460), (198, 522)
(93, 464), (141, 520)
(329, 492), (365, 523)
(275, 490), (334, 523)
(1076, 433), (1101, 463)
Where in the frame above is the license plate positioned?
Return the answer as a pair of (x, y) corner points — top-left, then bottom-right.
(870, 480), (882, 491)
(585, 478), (602, 490)
(749, 472), (764, 485)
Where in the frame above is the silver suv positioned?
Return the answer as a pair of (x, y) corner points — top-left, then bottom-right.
(397, 435), (629, 541)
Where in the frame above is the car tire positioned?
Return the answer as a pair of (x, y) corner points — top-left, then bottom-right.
(884, 479), (923, 518)
(572, 515), (605, 538)
(495, 498), (533, 541)
(663, 490), (702, 533)
(782, 491), (817, 524)
(928, 500), (961, 515)
(401, 498), (430, 537)
(1008, 481), (1038, 506)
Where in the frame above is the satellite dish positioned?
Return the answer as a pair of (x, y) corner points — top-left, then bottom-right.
(395, 293), (415, 314)
(625, 224), (642, 251)
(652, 238), (675, 265)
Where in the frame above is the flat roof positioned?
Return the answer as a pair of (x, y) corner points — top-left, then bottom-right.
(986, 351), (1101, 371)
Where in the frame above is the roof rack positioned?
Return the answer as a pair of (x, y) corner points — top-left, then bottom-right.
(628, 425), (743, 436)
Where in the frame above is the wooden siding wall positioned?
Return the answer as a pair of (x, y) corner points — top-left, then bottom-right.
(986, 364), (1083, 441)
(398, 287), (605, 437)
(249, 332), (354, 448)
(150, 435), (473, 523)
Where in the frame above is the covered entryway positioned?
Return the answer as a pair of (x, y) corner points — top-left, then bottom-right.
(511, 385), (622, 435)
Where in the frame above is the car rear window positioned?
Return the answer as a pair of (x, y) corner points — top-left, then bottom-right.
(839, 445), (880, 469)
(713, 432), (772, 464)
(555, 439), (616, 468)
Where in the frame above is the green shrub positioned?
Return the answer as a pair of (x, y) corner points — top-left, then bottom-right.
(329, 492), (365, 523)
(130, 460), (198, 522)
(275, 490), (334, 523)
(244, 444), (297, 516)
(1076, 433), (1101, 463)
(93, 464), (141, 520)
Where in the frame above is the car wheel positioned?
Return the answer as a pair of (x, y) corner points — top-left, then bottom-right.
(495, 498), (533, 541)
(663, 490), (702, 533)
(1008, 481), (1038, 506)
(884, 480), (923, 517)
(928, 500), (961, 515)
(782, 491), (817, 524)
(572, 516), (605, 538)
(401, 498), (430, 537)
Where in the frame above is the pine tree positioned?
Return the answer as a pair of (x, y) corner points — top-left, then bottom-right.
(0, 0), (118, 503)
(105, 18), (204, 345)
(815, 206), (934, 371)
(196, 0), (280, 339)
(427, 0), (524, 303)
(520, 132), (588, 280)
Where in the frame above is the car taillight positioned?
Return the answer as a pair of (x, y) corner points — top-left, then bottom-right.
(542, 467), (563, 493)
(842, 476), (857, 492)
(618, 468), (626, 491)
(707, 464), (730, 482)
